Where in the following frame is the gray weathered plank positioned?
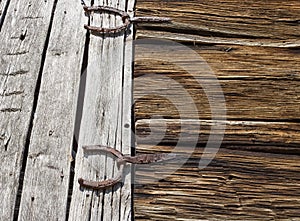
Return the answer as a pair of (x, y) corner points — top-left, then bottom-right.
(0, 0), (58, 219)
(68, 0), (134, 220)
(16, 0), (87, 220)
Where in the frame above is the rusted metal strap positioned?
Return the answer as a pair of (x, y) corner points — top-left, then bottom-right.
(78, 145), (176, 190)
(82, 5), (172, 34)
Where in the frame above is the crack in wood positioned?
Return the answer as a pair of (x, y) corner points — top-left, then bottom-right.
(0, 70), (29, 76)
(21, 16), (43, 20)
(0, 107), (22, 112)
(3, 133), (11, 151)
(19, 29), (27, 41)
(6, 51), (29, 55)
(0, 90), (24, 96)
(137, 31), (300, 48)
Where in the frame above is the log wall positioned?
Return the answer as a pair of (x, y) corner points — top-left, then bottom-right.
(133, 1), (300, 220)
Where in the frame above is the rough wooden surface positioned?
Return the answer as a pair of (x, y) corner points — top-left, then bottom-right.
(17, 0), (86, 220)
(135, 0), (300, 46)
(136, 30), (300, 48)
(0, 0), (135, 220)
(0, 0), (58, 219)
(135, 145), (300, 221)
(134, 45), (300, 80)
(134, 0), (300, 220)
(68, 0), (134, 220)
(136, 119), (300, 152)
(1, 0), (299, 220)
(134, 45), (300, 121)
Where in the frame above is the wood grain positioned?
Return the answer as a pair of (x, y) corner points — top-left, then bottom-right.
(68, 0), (134, 220)
(136, 119), (300, 153)
(136, 30), (300, 48)
(135, 45), (300, 79)
(0, 0), (58, 219)
(134, 45), (300, 120)
(1, 0), (299, 220)
(135, 0), (300, 44)
(134, 145), (300, 221)
(133, 1), (300, 220)
(16, 0), (86, 220)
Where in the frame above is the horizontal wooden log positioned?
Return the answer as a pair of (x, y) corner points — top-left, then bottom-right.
(135, 0), (300, 43)
(135, 119), (300, 153)
(134, 45), (300, 120)
(134, 145), (300, 220)
(134, 45), (300, 80)
(134, 78), (300, 120)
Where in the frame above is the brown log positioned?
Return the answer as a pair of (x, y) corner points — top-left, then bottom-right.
(136, 119), (300, 153)
(134, 45), (300, 120)
(135, 0), (300, 44)
(134, 145), (300, 220)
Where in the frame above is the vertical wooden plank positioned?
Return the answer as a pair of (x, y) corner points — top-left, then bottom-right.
(16, 0), (87, 220)
(0, 0), (58, 220)
(69, 0), (134, 220)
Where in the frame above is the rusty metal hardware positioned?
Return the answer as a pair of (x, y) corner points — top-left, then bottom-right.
(78, 145), (176, 190)
(82, 4), (172, 34)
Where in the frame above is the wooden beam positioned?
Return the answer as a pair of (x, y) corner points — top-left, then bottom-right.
(0, 0), (59, 219)
(68, 0), (134, 220)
